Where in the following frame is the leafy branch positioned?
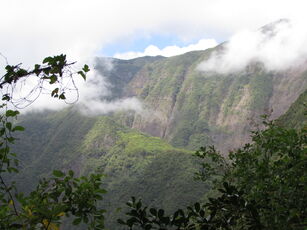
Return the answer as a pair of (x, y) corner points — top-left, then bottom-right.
(0, 55), (106, 230)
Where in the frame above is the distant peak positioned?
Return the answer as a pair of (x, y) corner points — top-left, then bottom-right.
(259, 18), (291, 36)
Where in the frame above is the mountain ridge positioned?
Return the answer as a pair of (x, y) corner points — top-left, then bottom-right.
(10, 40), (307, 229)
(97, 48), (306, 152)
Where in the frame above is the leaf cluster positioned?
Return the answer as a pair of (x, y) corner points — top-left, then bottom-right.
(118, 182), (261, 230)
(0, 54), (89, 107)
(119, 119), (307, 230)
(6, 170), (106, 230)
(0, 55), (106, 230)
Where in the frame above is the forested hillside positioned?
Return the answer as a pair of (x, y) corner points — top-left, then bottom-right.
(277, 89), (306, 129)
(9, 46), (306, 229)
(12, 109), (207, 228)
(2, 0), (307, 228)
(97, 49), (306, 152)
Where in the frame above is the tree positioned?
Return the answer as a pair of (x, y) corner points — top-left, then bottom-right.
(1, 55), (305, 230)
(0, 55), (105, 229)
(118, 118), (306, 230)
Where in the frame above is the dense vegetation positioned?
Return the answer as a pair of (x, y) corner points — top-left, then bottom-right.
(0, 56), (105, 229)
(98, 50), (306, 153)
(1, 54), (306, 229)
(119, 118), (307, 230)
(12, 110), (208, 228)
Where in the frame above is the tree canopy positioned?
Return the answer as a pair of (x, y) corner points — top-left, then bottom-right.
(0, 55), (105, 229)
(119, 119), (306, 230)
(0, 55), (306, 230)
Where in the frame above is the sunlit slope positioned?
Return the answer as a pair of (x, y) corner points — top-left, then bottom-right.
(12, 108), (207, 227)
(102, 50), (307, 152)
(277, 90), (306, 129)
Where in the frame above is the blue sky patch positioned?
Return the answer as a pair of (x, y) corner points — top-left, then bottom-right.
(99, 33), (202, 57)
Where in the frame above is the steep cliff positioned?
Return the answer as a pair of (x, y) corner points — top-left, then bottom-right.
(97, 50), (306, 153)
(277, 89), (306, 129)
(10, 38), (306, 229)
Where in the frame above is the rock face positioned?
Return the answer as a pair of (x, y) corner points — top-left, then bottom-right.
(97, 49), (307, 153)
(11, 42), (306, 230)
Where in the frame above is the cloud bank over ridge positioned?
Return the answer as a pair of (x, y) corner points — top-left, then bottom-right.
(17, 58), (143, 115)
(114, 39), (218, 59)
(1, 0), (307, 112)
(198, 19), (307, 74)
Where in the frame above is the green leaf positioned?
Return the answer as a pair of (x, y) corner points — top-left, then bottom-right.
(194, 202), (200, 212)
(72, 218), (82, 225)
(59, 93), (66, 100)
(43, 56), (53, 64)
(6, 122), (12, 131)
(78, 71), (86, 80)
(2, 94), (10, 101)
(150, 208), (157, 216)
(68, 170), (74, 177)
(6, 110), (19, 117)
(12, 126), (25, 132)
(117, 219), (126, 225)
(82, 64), (90, 73)
(158, 209), (165, 218)
(53, 170), (65, 177)
(51, 88), (59, 97)
(49, 75), (57, 84)
(97, 189), (107, 194)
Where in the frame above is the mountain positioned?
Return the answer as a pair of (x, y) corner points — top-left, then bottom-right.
(10, 35), (307, 228)
(97, 49), (306, 152)
(277, 89), (306, 129)
(12, 108), (207, 228)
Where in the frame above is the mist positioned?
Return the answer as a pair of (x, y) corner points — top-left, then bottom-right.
(198, 19), (307, 74)
(2, 0), (307, 113)
(76, 58), (143, 115)
(8, 57), (143, 115)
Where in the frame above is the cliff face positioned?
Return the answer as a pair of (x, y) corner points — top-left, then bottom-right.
(277, 89), (307, 129)
(11, 46), (306, 229)
(97, 50), (306, 152)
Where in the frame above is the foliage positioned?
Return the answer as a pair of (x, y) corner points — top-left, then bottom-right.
(119, 118), (307, 229)
(118, 182), (261, 230)
(0, 55), (106, 229)
(226, 118), (306, 229)
(1, 52), (305, 230)
(1, 170), (105, 230)
(11, 111), (208, 229)
(80, 117), (207, 228)
(1, 54), (89, 107)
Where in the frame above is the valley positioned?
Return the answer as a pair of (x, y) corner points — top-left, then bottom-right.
(10, 46), (306, 228)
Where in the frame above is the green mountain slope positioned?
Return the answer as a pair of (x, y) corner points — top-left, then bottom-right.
(12, 108), (207, 228)
(10, 41), (307, 228)
(106, 50), (306, 152)
(277, 90), (306, 129)
(95, 56), (165, 99)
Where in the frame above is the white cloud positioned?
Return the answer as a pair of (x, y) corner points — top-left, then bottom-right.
(113, 39), (218, 59)
(1, 0), (306, 67)
(76, 60), (143, 115)
(77, 97), (143, 115)
(1, 0), (307, 111)
(14, 58), (143, 115)
(198, 19), (307, 73)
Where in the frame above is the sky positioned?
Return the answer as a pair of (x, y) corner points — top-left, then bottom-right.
(2, 0), (307, 65)
(1, 0), (307, 113)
